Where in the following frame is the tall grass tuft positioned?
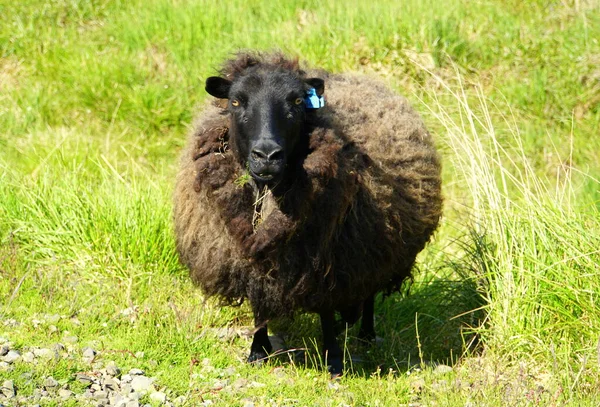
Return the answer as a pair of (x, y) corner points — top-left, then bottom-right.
(419, 64), (600, 394)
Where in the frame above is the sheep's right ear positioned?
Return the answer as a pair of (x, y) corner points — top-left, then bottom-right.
(205, 77), (232, 99)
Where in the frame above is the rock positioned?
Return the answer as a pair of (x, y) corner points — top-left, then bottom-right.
(106, 363), (121, 377)
(130, 376), (154, 392)
(1, 380), (16, 398)
(0, 345), (8, 357)
(129, 368), (145, 376)
(43, 377), (59, 389)
(103, 377), (119, 391)
(410, 378), (426, 393)
(126, 401), (140, 407)
(3, 350), (21, 363)
(433, 364), (453, 375)
(22, 352), (35, 363)
(232, 378), (248, 390)
(173, 396), (187, 405)
(63, 335), (79, 344)
(93, 390), (108, 400)
(109, 393), (125, 405)
(212, 379), (228, 391)
(150, 391), (167, 404)
(0, 362), (12, 371)
(58, 389), (73, 399)
(82, 347), (97, 362)
(96, 397), (110, 406)
(76, 373), (95, 385)
(53, 343), (66, 353)
(121, 374), (133, 383)
(33, 348), (57, 360)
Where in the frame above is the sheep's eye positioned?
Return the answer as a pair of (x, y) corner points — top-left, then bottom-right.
(231, 99), (240, 107)
(294, 98), (303, 105)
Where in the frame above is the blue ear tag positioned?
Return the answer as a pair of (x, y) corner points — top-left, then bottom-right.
(304, 87), (325, 109)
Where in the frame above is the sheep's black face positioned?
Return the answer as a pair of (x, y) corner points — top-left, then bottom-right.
(206, 71), (324, 185)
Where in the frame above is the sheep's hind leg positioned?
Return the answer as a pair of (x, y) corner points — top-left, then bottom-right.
(358, 294), (376, 342)
(247, 311), (272, 365)
(320, 310), (343, 377)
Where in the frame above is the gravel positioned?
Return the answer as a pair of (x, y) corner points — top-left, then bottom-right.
(0, 338), (184, 407)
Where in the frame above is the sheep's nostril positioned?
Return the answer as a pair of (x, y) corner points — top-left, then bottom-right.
(251, 149), (267, 161)
(267, 149), (284, 161)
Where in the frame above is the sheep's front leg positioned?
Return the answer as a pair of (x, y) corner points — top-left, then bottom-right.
(320, 310), (343, 376)
(358, 295), (376, 341)
(247, 307), (272, 364)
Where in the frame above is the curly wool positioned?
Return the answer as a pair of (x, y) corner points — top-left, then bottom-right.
(173, 53), (443, 319)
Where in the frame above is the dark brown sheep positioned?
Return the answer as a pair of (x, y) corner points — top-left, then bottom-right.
(173, 52), (442, 375)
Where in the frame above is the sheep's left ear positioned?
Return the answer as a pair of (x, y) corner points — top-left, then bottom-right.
(205, 76), (232, 99)
(305, 78), (325, 96)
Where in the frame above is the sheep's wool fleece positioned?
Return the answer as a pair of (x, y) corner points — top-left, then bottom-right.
(174, 59), (442, 317)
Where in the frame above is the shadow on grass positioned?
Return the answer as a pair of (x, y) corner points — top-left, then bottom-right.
(267, 273), (486, 377)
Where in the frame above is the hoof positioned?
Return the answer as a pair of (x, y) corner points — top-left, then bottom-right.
(327, 356), (343, 378)
(247, 350), (269, 365)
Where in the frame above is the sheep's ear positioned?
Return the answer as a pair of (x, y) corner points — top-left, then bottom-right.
(305, 78), (325, 96)
(205, 77), (232, 99)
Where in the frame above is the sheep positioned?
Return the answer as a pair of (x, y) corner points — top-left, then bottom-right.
(173, 52), (442, 375)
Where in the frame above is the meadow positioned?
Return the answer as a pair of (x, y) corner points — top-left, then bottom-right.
(1, 0), (599, 405)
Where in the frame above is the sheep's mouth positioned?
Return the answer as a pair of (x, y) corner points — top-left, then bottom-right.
(250, 171), (277, 183)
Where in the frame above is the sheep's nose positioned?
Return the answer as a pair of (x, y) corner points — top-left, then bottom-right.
(251, 146), (284, 162)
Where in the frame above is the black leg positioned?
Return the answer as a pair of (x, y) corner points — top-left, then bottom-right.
(320, 310), (343, 377)
(358, 295), (376, 341)
(247, 306), (272, 364)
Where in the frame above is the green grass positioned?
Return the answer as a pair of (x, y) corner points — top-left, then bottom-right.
(1, 0), (600, 405)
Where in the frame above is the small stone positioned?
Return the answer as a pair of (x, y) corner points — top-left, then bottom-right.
(129, 391), (141, 400)
(121, 374), (133, 383)
(134, 351), (145, 359)
(1, 380), (16, 398)
(96, 398), (110, 406)
(48, 325), (58, 333)
(150, 391), (167, 403)
(106, 364), (121, 377)
(212, 379), (228, 391)
(58, 389), (73, 399)
(0, 337), (8, 344)
(242, 402), (255, 407)
(433, 364), (453, 375)
(63, 335), (79, 344)
(91, 383), (102, 391)
(120, 384), (132, 395)
(173, 396), (187, 406)
(109, 393), (125, 405)
(3, 350), (21, 363)
(82, 347), (97, 361)
(126, 401), (140, 407)
(33, 348), (57, 360)
(93, 390), (108, 400)
(129, 368), (145, 376)
(22, 352), (35, 363)
(0, 345), (8, 356)
(232, 378), (248, 390)
(410, 378), (426, 393)
(0, 361), (12, 371)
(53, 343), (66, 353)
(130, 376), (154, 392)
(47, 314), (61, 324)
(222, 366), (236, 377)
(43, 377), (59, 388)
(103, 377), (119, 390)
(76, 373), (95, 385)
